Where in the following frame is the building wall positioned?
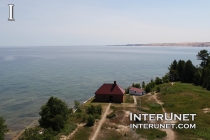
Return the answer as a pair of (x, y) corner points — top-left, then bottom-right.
(95, 94), (123, 103)
(129, 90), (144, 96)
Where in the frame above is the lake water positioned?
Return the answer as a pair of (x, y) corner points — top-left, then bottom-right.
(0, 46), (209, 139)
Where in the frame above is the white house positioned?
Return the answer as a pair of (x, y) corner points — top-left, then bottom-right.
(129, 87), (146, 96)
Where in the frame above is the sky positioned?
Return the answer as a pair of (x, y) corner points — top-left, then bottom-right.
(0, 0), (210, 46)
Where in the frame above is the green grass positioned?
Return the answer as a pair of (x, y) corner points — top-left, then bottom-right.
(124, 94), (134, 103)
(136, 128), (167, 140)
(55, 121), (77, 139)
(158, 82), (210, 139)
(70, 126), (93, 140)
(137, 96), (163, 114)
(96, 129), (123, 140)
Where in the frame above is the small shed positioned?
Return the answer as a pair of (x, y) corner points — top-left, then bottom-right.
(129, 87), (146, 96)
(94, 81), (125, 103)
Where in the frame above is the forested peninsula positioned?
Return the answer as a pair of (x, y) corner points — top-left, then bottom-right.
(112, 42), (210, 47)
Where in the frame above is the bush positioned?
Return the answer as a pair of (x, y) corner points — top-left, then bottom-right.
(107, 111), (116, 119)
(19, 126), (56, 140)
(87, 115), (95, 126)
(157, 87), (160, 92)
(86, 104), (102, 115)
(0, 117), (9, 140)
(95, 105), (102, 115)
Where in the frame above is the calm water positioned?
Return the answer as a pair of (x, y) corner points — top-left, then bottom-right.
(0, 46), (209, 138)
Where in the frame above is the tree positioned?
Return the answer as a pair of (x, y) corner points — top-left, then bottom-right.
(74, 100), (82, 112)
(182, 60), (195, 83)
(150, 79), (155, 88)
(196, 49), (209, 68)
(125, 86), (130, 94)
(74, 100), (80, 109)
(142, 81), (145, 88)
(132, 83), (141, 88)
(201, 66), (210, 88)
(39, 97), (70, 131)
(0, 117), (9, 140)
(177, 60), (185, 81)
(162, 74), (169, 83)
(155, 77), (162, 85)
(168, 60), (178, 81)
(145, 84), (151, 93)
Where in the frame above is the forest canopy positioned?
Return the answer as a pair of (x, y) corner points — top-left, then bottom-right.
(168, 49), (210, 90)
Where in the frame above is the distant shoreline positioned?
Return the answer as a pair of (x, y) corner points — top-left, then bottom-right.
(107, 42), (210, 47)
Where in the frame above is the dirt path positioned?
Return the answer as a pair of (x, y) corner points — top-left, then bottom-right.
(153, 92), (176, 140)
(133, 96), (137, 105)
(90, 103), (111, 140)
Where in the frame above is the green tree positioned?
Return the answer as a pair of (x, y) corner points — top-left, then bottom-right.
(74, 100), (82, 112)
(168, 60), (178, 81)
(74, 100), (80, 109)
(0, 117), (9, 140)
(132, 83), (141, 88)
(39, 97), (70, 131)
(142, 81), (145, 88)
(177, 60), (185, 81)
(182, 60), (195, 83)
(196, 49), (210, 68)
(201, 65), (210, 88)
(193, 68), (202, 86)
(150, 79), (155, 88)
(162, 74), (169, 83)
(145, 84), (151, 93)
(155, 77), (162, 85)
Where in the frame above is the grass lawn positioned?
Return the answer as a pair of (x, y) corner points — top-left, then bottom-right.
(55, 121), (77, 139)
(136, 95), (163, 114)
(96, 128), (123, 140)
(70, 126), (93, 140)
(124, 94), (134, 103)
(136, 128), (167, 140)
(158, 82), (210, 139)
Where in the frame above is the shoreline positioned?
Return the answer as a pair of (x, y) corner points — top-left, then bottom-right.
(12, 96), (95, 139)
(83, 96), (94, 104)
(108, 42), (210, 47)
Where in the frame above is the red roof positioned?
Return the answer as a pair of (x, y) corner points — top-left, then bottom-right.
(129, 87), (145, 93)
(95, 82), (125, 95)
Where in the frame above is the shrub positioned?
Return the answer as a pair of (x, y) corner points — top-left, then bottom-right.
(86, 104), (102, 115)
(107, 111), (116, 119)
(87, 115), (95, 126)
(157, 87), (160, 92)
(0, 117), (9, 140)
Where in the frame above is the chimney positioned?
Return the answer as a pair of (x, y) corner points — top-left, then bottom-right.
(114, 81), (116, 85)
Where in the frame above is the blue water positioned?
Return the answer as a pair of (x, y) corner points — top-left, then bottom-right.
(0, 46), (209, 138)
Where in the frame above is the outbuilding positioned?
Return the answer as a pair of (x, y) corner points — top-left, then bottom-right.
(129, 87), (146, 96)
(94, 81), (125, 103)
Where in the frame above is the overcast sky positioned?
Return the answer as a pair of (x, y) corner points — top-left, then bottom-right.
(0, 0), (210, 46)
